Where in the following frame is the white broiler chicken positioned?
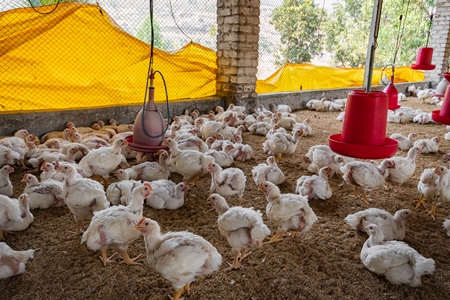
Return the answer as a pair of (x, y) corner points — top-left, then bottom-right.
(345, 208), (413, 241)
(145, 180), (189, 210)
(275, 113), (297, 131)
(389, 132), (417, 151)
(57, 163), (110, 235)
(257, 181), (317, 243)
(205, 161), (246, 205)
(0, 242), (36, 279)
(295, 166), (334, 200)
(340, 159), (396, 204)
(293, 118), (313, 136)
(252, 156), (286, 186)
(303, 144), (354, 175)
(247, 115), (275, 136)
(0, 129), (29, 169)
(204, 143), (235, 167)
(207, 193), (270, 271)
(416, 167), (441, 210)
(269, 103), (292, 113)
(200, 115), (231, 140)
(0, 165), (14, 197)
(414, 136), (439, 154)
(417, 88), (434, 104)
(386, 146), (422, 191)
(412, 112), (433, 124)
(0, 145), (20, 169)
(78, 138), (128, 179)
(232, 142), (254, 162)
(360, 224), (435, 287)
(426, 165), (450, 220)
(82, 182), (153, 266)
(39, 162), (66, 182)
(176, 136), (208, 153)
(0, 194), (34, 241)
(115, 154), (170, 182)
(267, 128), (303, 163)
(134, 217), (222, 300)
(106, 178), (141, 206)
(162, 138), (214, 186)
(22, 173), (64, 209)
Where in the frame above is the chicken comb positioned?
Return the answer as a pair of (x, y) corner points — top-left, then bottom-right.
(144, 182), (152, 189)
(22, 173), (30, 181)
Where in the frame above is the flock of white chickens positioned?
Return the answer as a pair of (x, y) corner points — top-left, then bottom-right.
(1, 88), (450, 298)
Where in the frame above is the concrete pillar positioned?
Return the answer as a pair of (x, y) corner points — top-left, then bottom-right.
(216, 0), (260, 108)
(426, 0), (450, 82)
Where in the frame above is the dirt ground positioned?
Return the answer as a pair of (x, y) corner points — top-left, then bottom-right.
(2, 96), (450, 300)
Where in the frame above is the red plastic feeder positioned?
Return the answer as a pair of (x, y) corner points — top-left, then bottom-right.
(329, 90), (398, 159)
(411, 47), (435, 70)
(432, 85), (450, 125)
(383, 75), (400, 110)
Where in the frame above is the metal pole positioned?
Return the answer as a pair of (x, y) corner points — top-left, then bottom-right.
(363, 0), (383, 92)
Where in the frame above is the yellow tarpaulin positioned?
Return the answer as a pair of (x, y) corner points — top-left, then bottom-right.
(0, 3), (425, 113)
(256, 63), (424, 94)
(0, 3), (217, 113)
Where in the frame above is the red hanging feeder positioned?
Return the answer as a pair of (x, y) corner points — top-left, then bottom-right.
(411, 7), (436, 70)
(431, 73), (450, 125)
(329, 0), (398, 159)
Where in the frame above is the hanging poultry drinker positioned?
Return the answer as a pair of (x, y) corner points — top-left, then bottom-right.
(126, 0), (169, 154)
(384, 74), (400, 110)
(329, 0), (398, 159)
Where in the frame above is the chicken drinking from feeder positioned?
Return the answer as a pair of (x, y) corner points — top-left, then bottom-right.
(411, 7), (436, 70)
(329, 0), (398, 159)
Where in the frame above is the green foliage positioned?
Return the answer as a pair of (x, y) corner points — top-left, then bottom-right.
(19, 0), (88, 6)
(324, 0), (435, 68)
(135, 15), (169, 50)
(271, 0), (325, 66)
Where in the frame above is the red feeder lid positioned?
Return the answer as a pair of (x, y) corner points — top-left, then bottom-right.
(329, 134), (398, 159)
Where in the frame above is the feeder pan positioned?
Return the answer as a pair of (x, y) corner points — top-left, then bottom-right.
(383, 75), (400, 110)
(411, 47), (435, 70)
(431, 85), (450, 125)
(329, 90), (398, 159)
(125, 135), (168, 153)
(434, 77), (449, 97)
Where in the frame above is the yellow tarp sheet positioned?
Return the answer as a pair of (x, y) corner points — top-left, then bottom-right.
(256, 63), (424, 94)
(0, 3), (425, 113)
(0, 3), (217, 113)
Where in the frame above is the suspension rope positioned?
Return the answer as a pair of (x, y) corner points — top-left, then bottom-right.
(168, 0), (193, 42)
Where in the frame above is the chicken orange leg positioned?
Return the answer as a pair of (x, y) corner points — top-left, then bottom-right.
(414, 195), (427, 209)
(118, 250), (142, 265)
(224, 250), (242, 271)
(265, 231), (284, 244)
(99, 248), (117, 267)
(428, 203), (437, 220)
(361, 190), (370, 204)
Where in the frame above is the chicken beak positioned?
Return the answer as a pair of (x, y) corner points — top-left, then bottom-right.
(21, 173), (28, 182)
(434, 166), (441, 174)
(134, 217), (146, 231)
(257, 182), (264, 192)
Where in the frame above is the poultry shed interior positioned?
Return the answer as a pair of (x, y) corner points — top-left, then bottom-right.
(2, 92), (450, 299)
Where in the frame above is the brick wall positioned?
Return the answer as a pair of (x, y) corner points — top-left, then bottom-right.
(216, 0), (260, 105)
(426, 0), (450, 81)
